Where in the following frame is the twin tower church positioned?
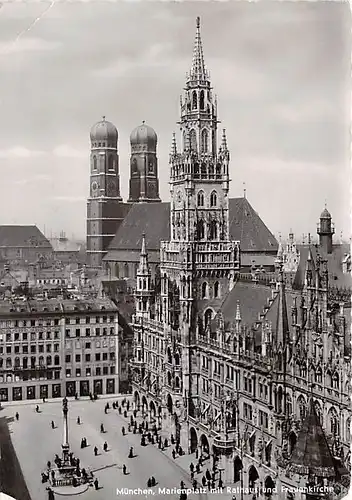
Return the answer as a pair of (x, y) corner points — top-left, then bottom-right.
(86, 17), (278, 271)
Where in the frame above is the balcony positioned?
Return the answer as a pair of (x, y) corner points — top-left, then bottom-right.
(213, 434), (236, 451)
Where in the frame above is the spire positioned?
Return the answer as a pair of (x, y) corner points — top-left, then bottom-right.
(275, 262), (289, 346)
(235, 301), (241, 322)
(138, 233), (150, 276)
(190, 16), (207, 80)
(289, 399), (336, 478)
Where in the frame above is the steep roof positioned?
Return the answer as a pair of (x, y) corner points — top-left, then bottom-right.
(106, 198), (278, 255)
(0, 225), (52, 249)
(289, 399), (337, 478)
(221, 281), (273, 329)
(292, 244), (352, 291)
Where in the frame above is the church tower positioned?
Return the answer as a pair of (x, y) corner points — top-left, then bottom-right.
(86, 117), (124, 268)
(317, 207), (334, 254)
(128, 122), (161, 202)
(160, 17), (240, 418)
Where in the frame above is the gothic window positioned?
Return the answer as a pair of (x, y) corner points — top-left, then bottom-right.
(46, 356), (52, 365)
(192, 91), (197, 109)
(204, 309), (213, 329)
(209, 220), (217, 240)
(314, 400), (323, 424)
(332, 372), (339, 390)
(210, 190), (217, 207)
(297, 395), (306, 421)
(174, 353), (180, 366)
(315, 367), (322, 384)
(201, 129), (208, 153)
(167, 348), (172, 364)
(175, 377), (180, 388)
(196, 220), (205, 240)
(214, 281), (220, 298)
(93, 156), (97, 170)
(183, 131), (187, 151)
(167, 372), (172, 386)
(108, 155), (115, 170)
(200, 90), (205, 110)
(197, 191), (204, 207)
(285, 394), (293, 416)
(328, 407), (339, 435)
(201, 282), (208, 299)
(190, 129), (197, 152)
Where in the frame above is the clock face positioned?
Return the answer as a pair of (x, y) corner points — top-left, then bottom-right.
(91, 181), (98, 196)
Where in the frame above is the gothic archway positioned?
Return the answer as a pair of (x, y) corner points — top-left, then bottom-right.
(141, 395), (148, 413)
(134, 391), (140, 409)
(190, 427), (198, 453)
(150, 400), (156, 417)
(233, 456), (243, 483)
(200, 434), (209, 455)
(167, 394), (173, 414)
(264, 476), (275, 497)
(288, 431), (297, 455)
(248, 465), (259, 490)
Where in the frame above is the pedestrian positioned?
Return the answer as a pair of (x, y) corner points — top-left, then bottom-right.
(122, 426), (126, 436)
(123, 464), (127, 475)
(191, 471), (194, 480)
(219, 478), (223, 488)
(119, 407), (122, 415)
(100, 423), (105, 433)
(151, 476), (156, 486)
(51, 421), (55, 429)
(190, 463), (194, 473)
(80, 438), (85, 449)
(172, 449), (176, 459)
(180, 480), (185, 489)
(75, 392), (78, 400)
(206, 469), (211, 481)
(196, 464), (200, 474)
(128, 446), (134, 458)
(164, 438), (168, 448)
(195, 448), (199, 459)
(147, 478), (152, 487)
(36, 405), (40, 413)
(51, 470), (55, 481)
(94, 478), (99, 490)
(47, 460), (51, 469)
(94, 446), (98, 456)
(43, 397), (46, 403)
(113, 402), (116, 410)
(193, 479), (197, 489)
(15, 412), (19, 421)
(202, 476), (206, 487)
(77, 416), (81, 425)
(103, 441), (108, 452)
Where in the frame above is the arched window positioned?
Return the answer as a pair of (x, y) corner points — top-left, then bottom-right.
(315, 367), (322, 383)
(196, 220), (205, 240)
(214, 281), (220, 299)
(93, 156), (97, 170)
(210, 191), (217, 207)
(124, 263), (129, 278)
(197, 191), (204, 207)
(39, 356), (44, 367)
(200, 90), (205, 110)
(204, 308), (213, 328)
(190, 129), (197, 152)
(108, 155), (115, 170)
(46, 356), (52, 365)
(201, 129), (208, 153)
(14, 357), (20, 368)
(286, 394), (293, 416)
(192, 91), (197, 109)
(167, 347), (172, 364)
(201, 282), (208, 299)
(183, 131), (187, 151)
(174, 353), (180, 366)
(329, 407), (339, 435)
(297, 395), (306, 421)
(6, 358), (11, 368)
(209, 220), (217, 240)
(54, 355), (60, 366)
(314, 400), (323, 424)
(175, 377), (180, 388)
(332, 372), (339, 390)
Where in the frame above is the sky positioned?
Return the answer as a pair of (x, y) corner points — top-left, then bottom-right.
(0, 0), (350, 242)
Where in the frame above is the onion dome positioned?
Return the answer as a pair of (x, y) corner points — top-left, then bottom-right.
(320, 207), (331, 219)
(130, 121), (157, 150)
(90, 116), (118, 144)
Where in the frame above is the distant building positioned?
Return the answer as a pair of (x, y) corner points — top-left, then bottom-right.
(0, 225), (52, 266)
(50, 231), (82, 264)
(0, 297), (131, 402)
